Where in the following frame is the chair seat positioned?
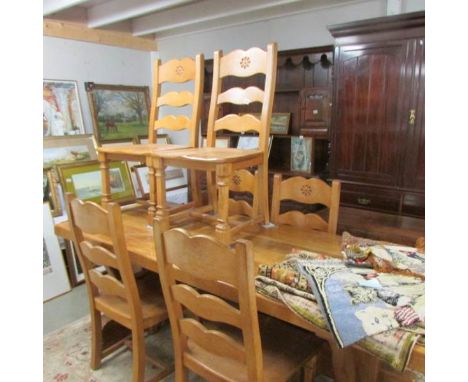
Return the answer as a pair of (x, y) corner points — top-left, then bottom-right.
(97, 143), (189, 156)
(155, 147), (263, 164)
(186, 314), (322, 382)
(95, 273), (168, 329)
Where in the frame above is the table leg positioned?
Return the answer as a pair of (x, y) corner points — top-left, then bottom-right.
(147, 156), (157, 225)
(99, 152), (111, 205)
(329, 341), (356, 382)
(215, 163), (232, 243)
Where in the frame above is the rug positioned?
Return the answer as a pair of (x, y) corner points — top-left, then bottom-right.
(43, 316), (204, 382)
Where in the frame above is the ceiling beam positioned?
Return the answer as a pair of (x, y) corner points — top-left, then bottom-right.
(44, 19), (157, 51)
(132, 0), (303, 36)
(43, 0), (91, 16)
(87, 0), (198, 28)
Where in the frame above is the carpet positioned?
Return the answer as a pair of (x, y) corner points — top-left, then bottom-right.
(43, 316), (203, 382)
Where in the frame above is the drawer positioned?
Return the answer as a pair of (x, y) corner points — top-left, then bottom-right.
(401, 192), (425, 217)
(340, 184), (401, 213)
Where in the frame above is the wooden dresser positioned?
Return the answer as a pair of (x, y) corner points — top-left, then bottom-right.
(328, 12), (425, 220)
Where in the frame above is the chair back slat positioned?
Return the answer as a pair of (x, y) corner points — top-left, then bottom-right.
(228, 169), (258, 218)
(271, 174), (341, 234)
(179, 319), (246, 364)
(157, 91), (194, 107)
(214, 114), (261, 134)
(89, 269), (127, 300)
(153, 115), (191, 131)
(153, 222), (264, 381)
(148, 55), (204, 146)
(219, 47), (268, 78)
(70, 199), (109, 236)
(163, 229), (239, 286)
(277, 211), (329, 232)
(172, 284), (242, 328)
(79, 241), (119, 269)
(217, 86), (265, 105)
(158, 58), (197, 83)
(280, 177), (333, 206)
(229, 199), (254, 218)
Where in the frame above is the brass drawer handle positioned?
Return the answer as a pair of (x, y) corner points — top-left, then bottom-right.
(357, 198), (371, 205)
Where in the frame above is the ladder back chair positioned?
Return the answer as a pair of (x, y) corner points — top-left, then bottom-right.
(66, 194), (171, 382)
(153, 219), (322, 382)
(271, 174), (341, 234)
(150, 43), (278, 243)
(97, 55), (204, 222)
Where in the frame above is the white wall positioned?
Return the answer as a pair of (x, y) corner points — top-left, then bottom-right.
(43, 36), (153, 134)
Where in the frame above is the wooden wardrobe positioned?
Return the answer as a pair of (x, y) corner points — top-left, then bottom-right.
(328, 12), (425, 219)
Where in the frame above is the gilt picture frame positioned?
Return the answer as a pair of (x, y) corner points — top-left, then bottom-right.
(43, 134), (97, 169)
(43, 168), (63, 217)
(270, 112), (291, 135)
(85, 82), (150, 145)
(57, 160), (135, 204)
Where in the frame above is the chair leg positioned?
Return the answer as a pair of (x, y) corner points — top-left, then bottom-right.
(90, 310), (103, 370)
(131, 328), (146, 382)
(257, 163), (270, 225)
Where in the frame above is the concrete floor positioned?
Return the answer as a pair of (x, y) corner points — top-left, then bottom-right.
(43, 283), (89, 334)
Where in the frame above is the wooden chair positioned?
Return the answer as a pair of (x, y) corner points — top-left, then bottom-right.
(153, 218), (323, 382)
(66, 194), (171, 382)
(97, 55), (204, 223)
(271, 174), (341, 234)
(228, 169), (258, 218)
(149, 43), (277, 243)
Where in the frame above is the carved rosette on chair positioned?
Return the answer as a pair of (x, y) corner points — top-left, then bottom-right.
(149, 43), (278, 243)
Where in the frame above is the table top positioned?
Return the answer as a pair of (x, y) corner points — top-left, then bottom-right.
(152, 147), (263, 163)
(97, 143), (189, 156)
(54, 207), (424, 376)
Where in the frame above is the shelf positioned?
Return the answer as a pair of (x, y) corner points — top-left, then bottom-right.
(275, 88), (301, 93)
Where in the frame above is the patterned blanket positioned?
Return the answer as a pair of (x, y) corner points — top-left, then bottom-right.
(256, 234), (425, 371)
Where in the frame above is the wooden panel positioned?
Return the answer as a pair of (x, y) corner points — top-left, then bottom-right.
(153, 115), (191, 131)
(279, 177), (332, 206)
(278, 211), (329, 231)
(158, 57), (196, 83)
(229, 169), (256, 193)
(401, 192), (425, 217)
(70, 199), (109, 236)
(172, 284), (242, 328)
(217, 87), (265, 105)
(333, 43), (407, 186)
(220, 47), (267, 78)
(300, 87), (331, 137)
(214, 114), (261, 133)
(157, 91), (194, 107)
(180, 318), (246, 363)
(340, 183), (401, 213)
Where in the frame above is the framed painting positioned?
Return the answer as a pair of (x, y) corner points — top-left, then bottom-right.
(43, 134), (97, 169)
(237, 135), (273, 157)
(44, 203), (71, 301)
(57, 160), (135, 204)
(271, 112), (291, 135)
(132, 165), (187, 197)
(85, 82), (150, 144)
(43, 80), (85, 136)
(43, 168), (63, 217)
(201, 136), (230, 148)
(291, 136), (313, 173)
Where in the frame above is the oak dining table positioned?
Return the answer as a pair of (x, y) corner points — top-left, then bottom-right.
(54, 207), (424, 382)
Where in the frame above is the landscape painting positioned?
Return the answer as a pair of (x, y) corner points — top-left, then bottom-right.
(57, 160), (135, 204)
(43, 80), (85, 136)
(43, 135), (97, 168)
(86, 83), (150, 144)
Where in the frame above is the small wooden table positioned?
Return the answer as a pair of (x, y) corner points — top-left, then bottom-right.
(55, 208), (424, 382)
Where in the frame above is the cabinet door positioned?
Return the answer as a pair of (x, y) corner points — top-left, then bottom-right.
(400, 38), (425, 191)
(331, 42), (408, 186)
(299, 87), (331, 137)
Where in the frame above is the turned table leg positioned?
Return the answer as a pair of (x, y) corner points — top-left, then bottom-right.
(153, 157), (170, 230)
(99, 152), (112, 206)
